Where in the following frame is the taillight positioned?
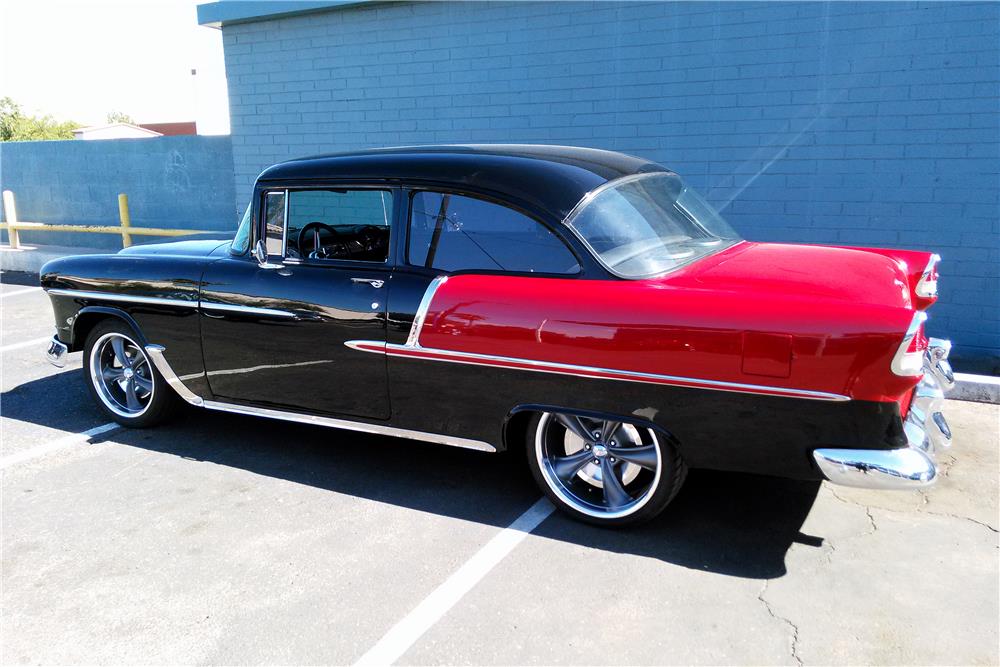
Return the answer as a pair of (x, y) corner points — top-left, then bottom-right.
(915, 254), (940, 298)
(891, 311), (928, 377)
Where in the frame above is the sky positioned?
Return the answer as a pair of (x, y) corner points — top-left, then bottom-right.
(0, 0), (230, 134)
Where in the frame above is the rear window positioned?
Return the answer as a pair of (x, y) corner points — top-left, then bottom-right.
(567, 173), (741, 278)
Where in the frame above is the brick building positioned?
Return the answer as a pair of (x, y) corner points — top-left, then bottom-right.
(198, 0), (999, 364)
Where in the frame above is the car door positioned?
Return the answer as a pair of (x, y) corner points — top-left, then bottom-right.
(199, 184), (397, 419)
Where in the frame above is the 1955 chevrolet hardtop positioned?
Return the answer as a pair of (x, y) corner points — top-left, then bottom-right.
(42, 144), (954, 525)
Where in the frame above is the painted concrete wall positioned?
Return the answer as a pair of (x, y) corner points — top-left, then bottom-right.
(0, 135), (237, 250)
(234, 2), (1000, 360)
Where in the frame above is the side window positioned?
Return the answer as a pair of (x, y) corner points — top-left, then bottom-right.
(263, 191), (286, 258)
(286, 189), (392, 262)
(408, 192), (579, 274)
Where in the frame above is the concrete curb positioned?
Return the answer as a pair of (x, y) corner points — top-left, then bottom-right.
(950, 373), (1000, 405)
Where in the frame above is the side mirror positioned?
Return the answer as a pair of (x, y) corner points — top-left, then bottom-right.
(253, 239), (283, 269)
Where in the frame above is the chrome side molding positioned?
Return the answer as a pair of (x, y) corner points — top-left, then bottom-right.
(144, 345), (205, 406)
(46, 288), (198, 309)
(199, 400), (496, 452)
(146, 343), (495, 453)
(406, 275), (448, 347)
(345, 339), (851, 402)
(199, 301), (298, 319)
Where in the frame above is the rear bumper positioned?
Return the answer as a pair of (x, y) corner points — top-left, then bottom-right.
(45, 335), (68, 368)
(813, 338), (953, 489)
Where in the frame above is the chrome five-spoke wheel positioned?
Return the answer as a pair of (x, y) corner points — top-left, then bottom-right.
(528, 411), (687, 525)
(89, 332), (155, 417)
(84, 320), (177, 427)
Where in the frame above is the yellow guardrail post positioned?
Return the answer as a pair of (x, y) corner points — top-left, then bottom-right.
(117, 193), (132, 248)
(2, 190), (21, 249)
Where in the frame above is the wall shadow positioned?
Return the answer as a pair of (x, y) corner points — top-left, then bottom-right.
(4, 369), (822, 579)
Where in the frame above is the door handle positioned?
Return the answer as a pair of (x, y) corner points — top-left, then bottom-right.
(351, 278), (385, 288)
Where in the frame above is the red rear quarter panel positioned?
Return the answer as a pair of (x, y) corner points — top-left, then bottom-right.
(417, 242), (922, 404)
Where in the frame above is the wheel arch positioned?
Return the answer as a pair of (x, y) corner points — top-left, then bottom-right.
(502, 403), (682, 455)
(70, 307), (147, 352)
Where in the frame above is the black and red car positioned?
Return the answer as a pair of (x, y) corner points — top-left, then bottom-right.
(42, 145), (954, 525)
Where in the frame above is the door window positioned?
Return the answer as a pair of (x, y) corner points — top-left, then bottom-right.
(263, 191), (286, 258)
(408, 192), (579, 274)
(285, 189), (392, 262)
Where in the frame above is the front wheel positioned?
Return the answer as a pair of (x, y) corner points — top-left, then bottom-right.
(84, 320), (178, 428)
(525, 411), (687, 526)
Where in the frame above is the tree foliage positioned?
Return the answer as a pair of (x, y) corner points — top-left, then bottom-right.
(0, 97), (80, 141)
(106, 111), (134, 124)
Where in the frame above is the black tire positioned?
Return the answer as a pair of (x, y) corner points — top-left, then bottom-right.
(524, 411), (687, 527)
(83, 319), (178, 428)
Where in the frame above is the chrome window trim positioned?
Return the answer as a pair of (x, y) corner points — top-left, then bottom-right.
(144, 342), (496, 453)
(45, 288), (198, 308)
(405, 274), (448, 347)
(346, 340), (850, 402)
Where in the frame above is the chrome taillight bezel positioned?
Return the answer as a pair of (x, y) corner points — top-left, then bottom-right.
(914, 254), (940, 299)
(891, 311), (928, 377)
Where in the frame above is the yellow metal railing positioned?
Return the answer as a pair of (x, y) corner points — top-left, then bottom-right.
(1, 190), (216, 249)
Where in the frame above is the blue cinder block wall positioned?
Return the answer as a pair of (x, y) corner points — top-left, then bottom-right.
(0, 135), (237, 250)
(217, 1), (999, 363)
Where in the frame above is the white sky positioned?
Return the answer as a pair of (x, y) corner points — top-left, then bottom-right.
(0, 0), (230, 134)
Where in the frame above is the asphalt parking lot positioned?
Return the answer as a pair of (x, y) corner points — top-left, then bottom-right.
(2, 275), (998, 666)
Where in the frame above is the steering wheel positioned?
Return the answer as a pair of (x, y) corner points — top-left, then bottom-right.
(357, 225), (386, 255)
(297, 221), (339, 259)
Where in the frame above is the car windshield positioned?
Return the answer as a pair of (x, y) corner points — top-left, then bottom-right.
(567, 173), (741, 278)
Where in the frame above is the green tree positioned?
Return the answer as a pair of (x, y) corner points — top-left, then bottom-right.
(0, 97), (80, 141)
(106, 111), (134, 124)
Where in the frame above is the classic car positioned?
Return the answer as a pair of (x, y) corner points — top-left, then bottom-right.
(41, 144), (955, 526)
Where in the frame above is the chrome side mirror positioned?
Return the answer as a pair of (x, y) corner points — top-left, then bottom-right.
(253, 239), (283, 269)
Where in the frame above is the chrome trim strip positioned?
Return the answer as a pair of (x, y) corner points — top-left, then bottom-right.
(45, 288), (198, 308)
(144, 340), (493, 452)
(199, 301), (298, 319)
(406, 275), (448, 347)
(914, 253), (940, 298)
(200, 400), (496, 452)
(144, 344), (205, 406)
(891, 311), (927, 377)
(345, 339), (850, 402)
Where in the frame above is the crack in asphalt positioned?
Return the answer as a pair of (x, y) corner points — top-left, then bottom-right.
(865, 506), (878, 533)
(757, 580), (803, 666)
(826, 485), (998, 534)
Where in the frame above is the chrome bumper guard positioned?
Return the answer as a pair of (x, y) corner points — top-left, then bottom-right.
(45, 335), (69, 368)
(813, 338), (954, 489)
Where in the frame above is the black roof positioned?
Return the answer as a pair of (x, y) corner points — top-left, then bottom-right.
(258, 144), (671, 221)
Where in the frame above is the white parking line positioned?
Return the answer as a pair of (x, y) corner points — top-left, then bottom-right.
(354, 497), (555, 666)
(0, 286), (41, 299)
(0, 336), (53, 354)
(0, 423), (119, 470)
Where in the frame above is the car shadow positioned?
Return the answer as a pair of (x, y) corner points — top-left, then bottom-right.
(4, 369), (823, 579)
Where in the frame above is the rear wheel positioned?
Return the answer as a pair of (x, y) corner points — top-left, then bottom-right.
(525, 411), (686, 526)
(84, 320), (177, 427)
